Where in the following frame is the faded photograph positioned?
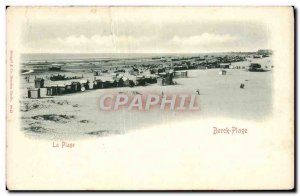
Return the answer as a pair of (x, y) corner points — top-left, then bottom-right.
(19, 8), (273, 140)
(6, 7), (294, 190)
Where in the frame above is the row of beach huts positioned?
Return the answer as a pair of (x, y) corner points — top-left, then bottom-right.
(27, 70), (188, 99)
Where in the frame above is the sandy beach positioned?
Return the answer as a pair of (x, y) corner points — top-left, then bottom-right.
(20, 57), (273, 140)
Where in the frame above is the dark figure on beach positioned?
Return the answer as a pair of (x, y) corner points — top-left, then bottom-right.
(240, 83), (245, 89)
(196, 89), (200, 95)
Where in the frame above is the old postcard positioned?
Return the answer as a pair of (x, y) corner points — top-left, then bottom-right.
(6, 7), (294, 190)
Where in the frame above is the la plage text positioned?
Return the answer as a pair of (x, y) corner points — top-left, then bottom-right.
(52, 141), (75, 148)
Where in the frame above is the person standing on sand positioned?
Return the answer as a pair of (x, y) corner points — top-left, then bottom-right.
(196, 89), (200, 95)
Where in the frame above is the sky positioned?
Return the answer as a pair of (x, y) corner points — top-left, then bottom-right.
(21, 7), (270, 54)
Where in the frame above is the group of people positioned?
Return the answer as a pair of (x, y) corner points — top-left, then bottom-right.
(24, 76), (30, 83)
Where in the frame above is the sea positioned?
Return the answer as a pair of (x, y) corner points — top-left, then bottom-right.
(21, 52), (251, 62)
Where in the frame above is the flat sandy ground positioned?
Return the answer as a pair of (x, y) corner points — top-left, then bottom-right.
(20, 58), (273, 140)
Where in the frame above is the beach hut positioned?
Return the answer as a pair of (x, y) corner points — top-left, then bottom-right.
(174, 71), (188, 78)
(128, 80), (135, 87)
(219, 70), (227, 75)
(118, 78), (125, 87)
(102, 81), (110, 88)
(93, 79), (103, 89)
(174, 71), (182, 78)
(46, 86), (58, 96)
(95, 76), (113, 88)
(111, 79), (118, 87)
(79, 80), (90, 91)
(40, 88), (47, 97)
(65, 85), (72, 93)
(157, 72), (173, 86)
(136, 76), (146, 86)
(34, 78), (44, 88)
(102, 78), (115, 88)
(57, 85), (66, 94)
(71, 82), (81, 92)
(167, 74), (174, 85)
(248, 63), (263, 72)
(102, 80), (112, 88)
(126, 76), (137, 87)
(157, 77), (166, 86)
(119, 77), (130, 87)
(28, 88), (41, 99)
(144, 75), (157, 84)
(181, 71), (188, 78)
